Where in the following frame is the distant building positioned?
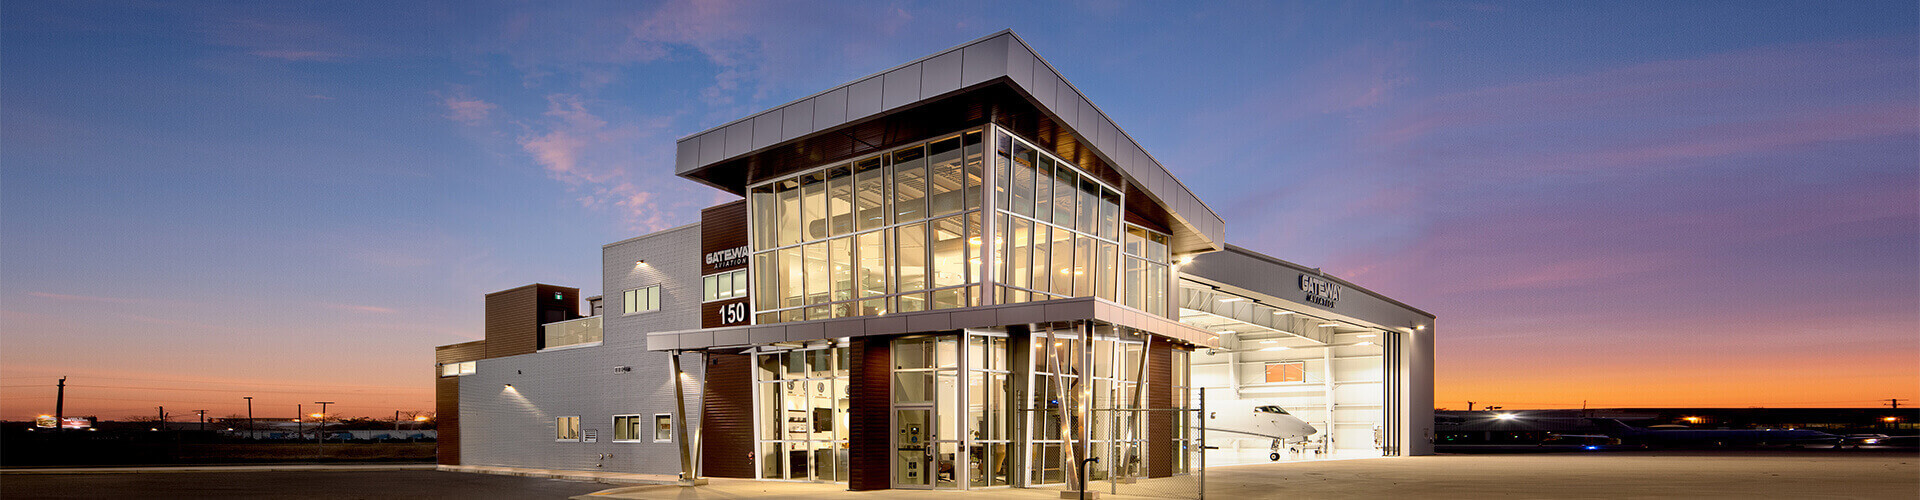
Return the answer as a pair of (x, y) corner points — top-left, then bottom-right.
(435, 31), (1435, 491)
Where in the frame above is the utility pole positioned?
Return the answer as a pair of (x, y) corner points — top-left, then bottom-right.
(1466, 401), (1475, 412)
(195, 410), (207, 431)
(297, 404), (303, 443)
(314, 401), (334, 460)
(395, 410), (401, 432)
(55, 376), (66, 426)
(157, 406), (165, 429)
(1888, 398), (1908, 409)
(244, 397), (254, 440)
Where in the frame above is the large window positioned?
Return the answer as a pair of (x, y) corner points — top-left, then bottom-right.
(749, 130), (985, 324)
(1119, 225), (1172, 317)
(703, 269), (748, 302)
(556, 416), (580, 442)
(993, 132), (1124, 307)
(623, 285), (660, 314)
(755, 347), (850, 482)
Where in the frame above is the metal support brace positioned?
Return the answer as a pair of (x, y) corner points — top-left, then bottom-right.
(670, 351), (706, 486)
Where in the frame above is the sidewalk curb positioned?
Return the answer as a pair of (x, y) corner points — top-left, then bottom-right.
(437, 464), (682, 486)
(0, 464), (439, 474)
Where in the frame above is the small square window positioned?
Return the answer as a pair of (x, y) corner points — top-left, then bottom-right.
(556, 416), (580, 441)
(1264, 361), (1304, 383)
(653, 414), (673, 443)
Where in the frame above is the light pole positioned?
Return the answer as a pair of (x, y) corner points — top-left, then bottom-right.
(314, 401), (334, 460)
(243, 397), (254, 440)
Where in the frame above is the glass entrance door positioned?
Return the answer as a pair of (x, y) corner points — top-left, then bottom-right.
(894, 408), (933, 488)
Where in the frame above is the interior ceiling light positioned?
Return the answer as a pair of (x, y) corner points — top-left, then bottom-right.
(1259, 340), (1279, 344)
(1358, 334), (1377, 338)
(1355, 341), (1374, 347)
(1318, 322), (1340, 328)
(1216, 330), (1236, 335)
(1274, 311), (1296, 316)
(1260, 346), (1290, 351)
(1219, 297), (1246, 302)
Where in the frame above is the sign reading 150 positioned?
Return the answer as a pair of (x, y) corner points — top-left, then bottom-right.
(716, 302), (749, 325)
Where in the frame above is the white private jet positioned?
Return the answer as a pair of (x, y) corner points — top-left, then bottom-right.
(1196, 399), (1319, 461)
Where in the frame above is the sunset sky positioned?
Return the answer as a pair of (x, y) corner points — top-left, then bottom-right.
(3, 1), (1914, 421)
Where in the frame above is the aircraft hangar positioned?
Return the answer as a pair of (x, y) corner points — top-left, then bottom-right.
(1178, 245), (1435, 464)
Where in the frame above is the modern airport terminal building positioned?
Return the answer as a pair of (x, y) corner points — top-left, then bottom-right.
(434, 31), (1435, 491)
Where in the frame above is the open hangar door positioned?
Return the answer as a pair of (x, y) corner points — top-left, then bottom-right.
(1179, 283), (1392, 465)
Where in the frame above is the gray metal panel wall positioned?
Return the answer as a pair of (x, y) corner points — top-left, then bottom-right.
(882, 65), (920, 110)
(751, 111), (783, 152)
(456, 224), (708, 474)
(813, 88), (847, 130)
(781, 101), (813, 141)
(724, 122), (752, 158)
(458, 342), (705, 474)
(847, 77), (883, 121)
(697, 131), (721, 167)
(921, 50), (962, 99)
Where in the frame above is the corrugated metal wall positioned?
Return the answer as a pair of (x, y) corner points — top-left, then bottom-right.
(701, 352), (755, 478)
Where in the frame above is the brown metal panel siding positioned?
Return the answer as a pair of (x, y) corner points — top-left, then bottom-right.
(436, 376), (460, 465)
(1146, 337), (1173, 478)
(701, 297), (751, 329)
(485, 284), (581, 356)
(700, 201), (750, 275)
(848, 337), (892, 490)
(700, 352), (756, 478)
(435, 341), (487, 364)
(484, 286), (539, 357)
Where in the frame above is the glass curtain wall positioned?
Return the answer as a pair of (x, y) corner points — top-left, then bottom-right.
(1025, 323), (1078, 486)
(1021, 322), (1161, 486)
(755, 347), (851, 482)
(967, 334), (1014, 487)
(893, 333), (1011, 489)
(1120, 225), (1173, 317)
(750, 131), (985, 324)
(1089, 329), (1146, 481)
(992, 132), (1124, 308)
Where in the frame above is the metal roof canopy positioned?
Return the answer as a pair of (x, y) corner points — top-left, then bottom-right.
(672, 30), (1224, 255)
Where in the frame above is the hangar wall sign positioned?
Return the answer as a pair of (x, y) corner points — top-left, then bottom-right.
(1301, 274), (1341, 307)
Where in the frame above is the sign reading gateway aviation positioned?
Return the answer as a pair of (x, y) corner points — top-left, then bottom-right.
(1301, 274), (1341, 307)
(705, 246), (748, 270)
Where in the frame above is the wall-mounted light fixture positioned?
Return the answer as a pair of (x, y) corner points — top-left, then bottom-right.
(634, 260), (647, 266)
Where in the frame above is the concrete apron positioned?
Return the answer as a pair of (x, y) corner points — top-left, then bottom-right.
(438, 464), (685, 486)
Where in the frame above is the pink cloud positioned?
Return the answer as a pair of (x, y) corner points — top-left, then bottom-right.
(26, 292), (139, 303)
(515, 94), (677, 232)
(442, 93), (498, 125)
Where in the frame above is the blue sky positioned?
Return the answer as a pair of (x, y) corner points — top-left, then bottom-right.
(3, 1), (1914, 418)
